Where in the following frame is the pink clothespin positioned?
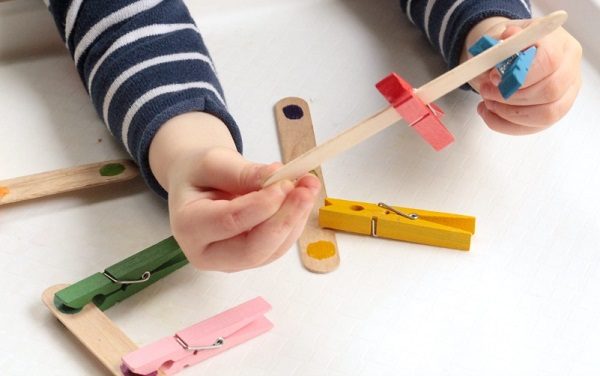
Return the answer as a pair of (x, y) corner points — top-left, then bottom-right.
(376, 73), (454, 151)
(121, 297), (273, 375)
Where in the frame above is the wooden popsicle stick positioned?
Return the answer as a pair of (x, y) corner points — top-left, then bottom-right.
(0, 159), (139, 205)
(274, 98), (340, 273)
(42, 284), (166, 376)
(267, 105), (400, 189)
(263, 11), (567, 186)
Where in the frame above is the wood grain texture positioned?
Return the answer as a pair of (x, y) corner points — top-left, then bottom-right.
(0, 159), (139, 205)
(274, 98), (339, 273)
(41, 284), (170, 376)
(265, 106), (400, 187)
(263, 11), (567, 186)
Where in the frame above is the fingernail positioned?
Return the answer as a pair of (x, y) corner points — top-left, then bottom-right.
(480, 84), (490, 97)
(279, 180), (294, 194)
(477, 102), (486, 116)
(309, 182), (321, 196)
(261, 162), (280, 179)
(490, 71), (501, 86)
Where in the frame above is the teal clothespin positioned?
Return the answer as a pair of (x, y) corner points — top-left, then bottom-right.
(468, 35), (537, 99)
(54, 236), (188, 313)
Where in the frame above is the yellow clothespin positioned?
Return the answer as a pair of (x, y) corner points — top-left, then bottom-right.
(319, 198), (476, 251)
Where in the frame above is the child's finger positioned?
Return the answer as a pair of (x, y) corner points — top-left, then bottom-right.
(477, 102), (544, 135)
(480, 47), (579, 106)
(252, 197), (313, 269)
(173, 179), (294, 244)
(259, 175), (320, 265)
(498, 25), (559, 90)
(196, 185), (316, 271)
(482, 78), (580, 127)
(262, 207), (312, 266)
(192, 148), (281, 195)
(295, 173), (322, 194)
(241, 185), (316, 261)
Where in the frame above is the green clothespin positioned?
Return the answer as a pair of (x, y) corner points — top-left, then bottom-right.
(54, 236), (188, 313)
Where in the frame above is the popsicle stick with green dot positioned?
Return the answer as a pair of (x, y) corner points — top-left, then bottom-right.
(274, 97), (340, 273)
(0, 159), (138, 205)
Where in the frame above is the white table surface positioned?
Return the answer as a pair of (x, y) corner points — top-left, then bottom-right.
(1, 1), (599, 375)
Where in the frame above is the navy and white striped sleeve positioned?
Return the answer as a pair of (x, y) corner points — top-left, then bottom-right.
(47, 0), (242, 198)
(399, 0), (532, 69)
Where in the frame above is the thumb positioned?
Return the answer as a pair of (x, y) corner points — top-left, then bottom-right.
(499, 24), (525, 40)
(496, 21), (551, 90)
(193, 148), (282, 195)
(487, 25), (525, 85)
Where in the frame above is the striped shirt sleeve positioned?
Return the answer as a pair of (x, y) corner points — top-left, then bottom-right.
(399, 0), (532, 69)
(46, 0), (242, 198)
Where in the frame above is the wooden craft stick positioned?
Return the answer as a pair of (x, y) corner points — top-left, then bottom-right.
(263, 11), (567, 186)
(274, 98), (340, 273)
(0, 159), (138, 205)
(42, 284), (166, 376)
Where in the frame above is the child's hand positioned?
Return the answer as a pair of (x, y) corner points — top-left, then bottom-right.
(462, 17), (582, 135)
(168, 149), (319, 272)
(150, 112), (320, 272)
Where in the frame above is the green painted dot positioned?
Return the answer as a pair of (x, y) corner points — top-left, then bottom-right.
(99, 163), (126, 177)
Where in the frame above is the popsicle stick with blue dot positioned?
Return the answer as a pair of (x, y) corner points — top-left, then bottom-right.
(274, 97), (340, 273)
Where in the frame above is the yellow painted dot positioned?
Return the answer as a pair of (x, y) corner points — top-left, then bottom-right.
(0, 186), (9, 199)
(307, 241), (336, 260)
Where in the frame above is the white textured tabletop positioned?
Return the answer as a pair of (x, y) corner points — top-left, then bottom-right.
(1, 0), (599, 375)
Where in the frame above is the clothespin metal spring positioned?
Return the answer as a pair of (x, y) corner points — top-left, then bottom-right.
(175, 336), (225, 353)
(378, 202), (419, 220)
(371, 202), (419, 237)
(103, 271), (151, 285)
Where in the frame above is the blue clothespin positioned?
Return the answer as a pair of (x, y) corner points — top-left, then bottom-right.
(468, 35), (536, 99)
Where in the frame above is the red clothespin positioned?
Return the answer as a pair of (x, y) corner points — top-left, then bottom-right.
(121, 297), (273, 375)
(376, 73), (454, 151)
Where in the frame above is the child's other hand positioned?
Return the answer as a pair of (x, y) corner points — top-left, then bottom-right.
(169, 149), (320, 272)
(463, 17), (582, 135)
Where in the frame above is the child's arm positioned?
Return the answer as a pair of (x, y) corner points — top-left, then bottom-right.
(47, 0), (319, 271)
(399, 1), (581, 133)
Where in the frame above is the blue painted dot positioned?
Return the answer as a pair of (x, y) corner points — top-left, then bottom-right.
(283, 105), (304, 120)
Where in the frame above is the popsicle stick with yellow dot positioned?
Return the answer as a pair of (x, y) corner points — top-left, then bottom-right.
(274, 98), (340, 273)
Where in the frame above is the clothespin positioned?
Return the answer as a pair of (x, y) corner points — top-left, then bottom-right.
(469, 35), (537, 99)
(121, 297), (273, 375)
(54, 237), (188, 313)
(263, 12), (567, 186)
(319, 198), (476, 251)
(376, 73), (455, 151)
